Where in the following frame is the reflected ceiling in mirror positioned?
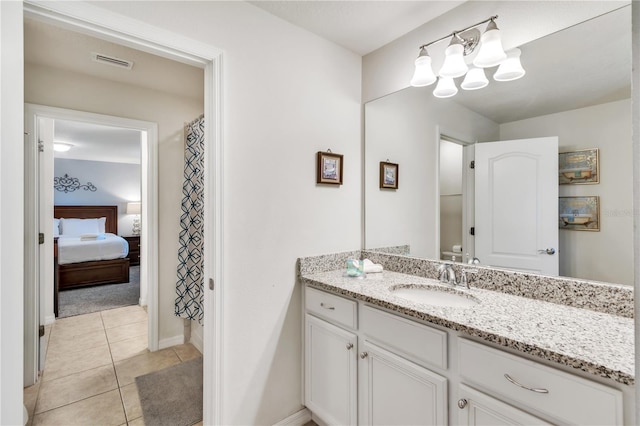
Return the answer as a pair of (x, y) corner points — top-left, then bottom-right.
(364, 6), (632, 285)
(447, 6), (630, 124)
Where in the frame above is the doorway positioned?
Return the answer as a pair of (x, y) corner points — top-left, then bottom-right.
(24, 104), (158, 381)
(21, 3), (224, 424)
(437, 134), (474, 264)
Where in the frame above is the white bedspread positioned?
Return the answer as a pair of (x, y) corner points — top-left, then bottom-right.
(57, 233), (129, 265)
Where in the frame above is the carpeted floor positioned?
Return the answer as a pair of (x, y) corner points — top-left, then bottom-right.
(58, 266), (140, 318)
(136, 357), (203, 426)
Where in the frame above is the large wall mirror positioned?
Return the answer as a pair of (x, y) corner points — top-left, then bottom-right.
(364, 6), (632, 285)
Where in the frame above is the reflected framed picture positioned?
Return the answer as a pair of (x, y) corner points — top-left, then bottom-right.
(559, 148), (599, 184)
(379, 161), (399, 189)
(559, 196), (600, 231)
(316, 151), (343, 185)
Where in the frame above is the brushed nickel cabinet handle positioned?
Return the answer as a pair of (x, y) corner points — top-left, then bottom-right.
(504, 374), (549, 394)
(360, 352), (368, 359)
(346, 343), (353, 350)
(320, 303), (335, 310)
(457, 399), (468, 409)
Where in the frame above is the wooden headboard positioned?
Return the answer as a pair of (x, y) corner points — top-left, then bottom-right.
(54, 205), (118, 235)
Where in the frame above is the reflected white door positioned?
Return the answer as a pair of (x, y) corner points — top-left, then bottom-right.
(475, 137), (558, 275)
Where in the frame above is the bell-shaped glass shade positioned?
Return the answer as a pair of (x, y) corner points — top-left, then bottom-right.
(433, 77), (458, 98)
(493, 48), (525, 81)
(472, 20), (507, 68)
(410, 49), (437, 87)
(461, 66), (489, 90)
(439, 41), (468, 78)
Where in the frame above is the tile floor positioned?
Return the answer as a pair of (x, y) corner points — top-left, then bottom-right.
(23, 305), (203, 426)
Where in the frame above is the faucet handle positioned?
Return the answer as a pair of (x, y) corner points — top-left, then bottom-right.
(459, 268), (478, 289)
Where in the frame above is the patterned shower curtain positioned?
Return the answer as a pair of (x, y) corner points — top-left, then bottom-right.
(175, 115), (205, 324)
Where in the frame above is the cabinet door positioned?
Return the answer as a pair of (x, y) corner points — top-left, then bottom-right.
(305, 314), (357, 425)
(359, 341), (447, 426)
(457, 384), (551, 426)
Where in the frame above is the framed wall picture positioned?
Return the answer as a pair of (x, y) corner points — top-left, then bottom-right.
(558, 148), (599, 184)
(559, 196), (600, 231)
(379, 161), (399, 189)
(316, 151), (343, 185)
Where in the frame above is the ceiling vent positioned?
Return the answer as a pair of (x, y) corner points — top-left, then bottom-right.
(91, 52), (134, 70)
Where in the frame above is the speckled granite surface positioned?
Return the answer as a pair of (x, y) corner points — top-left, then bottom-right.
(363, 251), (634, 318)
(301, 269), (634, 385)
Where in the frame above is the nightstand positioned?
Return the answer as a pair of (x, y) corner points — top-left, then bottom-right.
(123, 235), (141, 266)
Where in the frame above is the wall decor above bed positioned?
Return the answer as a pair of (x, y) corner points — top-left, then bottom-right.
(54, 173), (98, 193)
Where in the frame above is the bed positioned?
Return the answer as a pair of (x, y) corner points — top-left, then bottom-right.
(54, 206), (130, 292)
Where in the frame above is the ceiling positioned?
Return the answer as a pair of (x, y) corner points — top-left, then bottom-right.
(54, 120), (142, 164)
(249, 1), (464, 55)
(25, 18), (204, 164)
(25, 1), (631, 157)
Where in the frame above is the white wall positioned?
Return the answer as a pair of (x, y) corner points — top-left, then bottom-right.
(25, 63), (203, 345)
(362, 1), (628, 102)
(54, 158), (141, 235)
(500, 99), (633, 285)
(85, 2), (362, 424)
(365, 87), (498, 258)
(0, 2), (24, 423)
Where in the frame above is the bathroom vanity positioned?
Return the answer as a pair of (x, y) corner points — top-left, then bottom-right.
(299, 251), (634, 425)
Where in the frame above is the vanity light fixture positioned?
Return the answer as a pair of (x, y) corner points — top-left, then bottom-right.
(410, 15), (524, 97)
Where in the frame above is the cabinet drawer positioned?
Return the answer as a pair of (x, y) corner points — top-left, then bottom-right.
(305, 287), (357, 329)
(459, 339), (623, 425)
(360, 305), (447, 370)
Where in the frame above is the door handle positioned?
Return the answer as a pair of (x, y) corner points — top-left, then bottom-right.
(538, 248), (556, 255)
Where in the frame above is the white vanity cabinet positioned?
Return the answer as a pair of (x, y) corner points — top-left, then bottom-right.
(457, 384), (551, 425)
(305, 287), (448, 425)
(458, 339), (624, 425)
(358, 340), (447, 425)
(305, 288), (358, 425)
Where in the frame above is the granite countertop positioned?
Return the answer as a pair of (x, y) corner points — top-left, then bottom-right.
(301, 269), (634, 386)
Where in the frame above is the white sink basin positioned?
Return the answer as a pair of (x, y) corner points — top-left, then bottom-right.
(390, 284), (479, 308)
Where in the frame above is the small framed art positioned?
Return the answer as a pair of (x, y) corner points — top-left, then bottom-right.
(558, 148), (599, 184)
(379, 161), (399, 189)
(316, 151), (343, 185)
(559, 196), (600, 231)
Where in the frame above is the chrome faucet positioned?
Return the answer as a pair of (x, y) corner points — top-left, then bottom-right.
(438, 263), (478, 289)
(438, 263), (456, 286)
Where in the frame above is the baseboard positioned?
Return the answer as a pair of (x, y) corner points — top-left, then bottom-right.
(273, 408), (311, 426)
(190, 323), (203, 353)
(158, 335), (184, 349)
(44, 315), (56, 325)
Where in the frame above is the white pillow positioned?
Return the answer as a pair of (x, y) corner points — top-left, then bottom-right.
(60, 218), (100, 236)
(53, 219), (60, 237)
(97, 217), (106, 233)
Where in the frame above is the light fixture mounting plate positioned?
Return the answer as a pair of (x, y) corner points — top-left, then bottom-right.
(456, 28), (481, 56)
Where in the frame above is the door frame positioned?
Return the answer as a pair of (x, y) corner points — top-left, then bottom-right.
(23, 1), (225, 423)
(24, 104), (159, 338)
(436, 130), (474, 263)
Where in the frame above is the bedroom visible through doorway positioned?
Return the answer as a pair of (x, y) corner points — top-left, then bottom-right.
(52, 119), (143, 318)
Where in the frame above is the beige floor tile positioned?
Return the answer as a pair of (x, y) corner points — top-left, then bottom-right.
(32, 389), (126, 426)
(192, 421), (203, 426)
(43, 344), (112, 381)
(127, 417), (145, 426)
(110, 334), (149, 362)
(120, 383), (142, 421)
(106, 320), (147, 344)
(48, 328), (108, 355)
(35, 364), (117, 414)
(101, 305), (147, 329)
(114, 348), (181, 387)
(50, 315), (105, 339)
(173, 343), (202, 362)
(23, 380), (41, 422)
